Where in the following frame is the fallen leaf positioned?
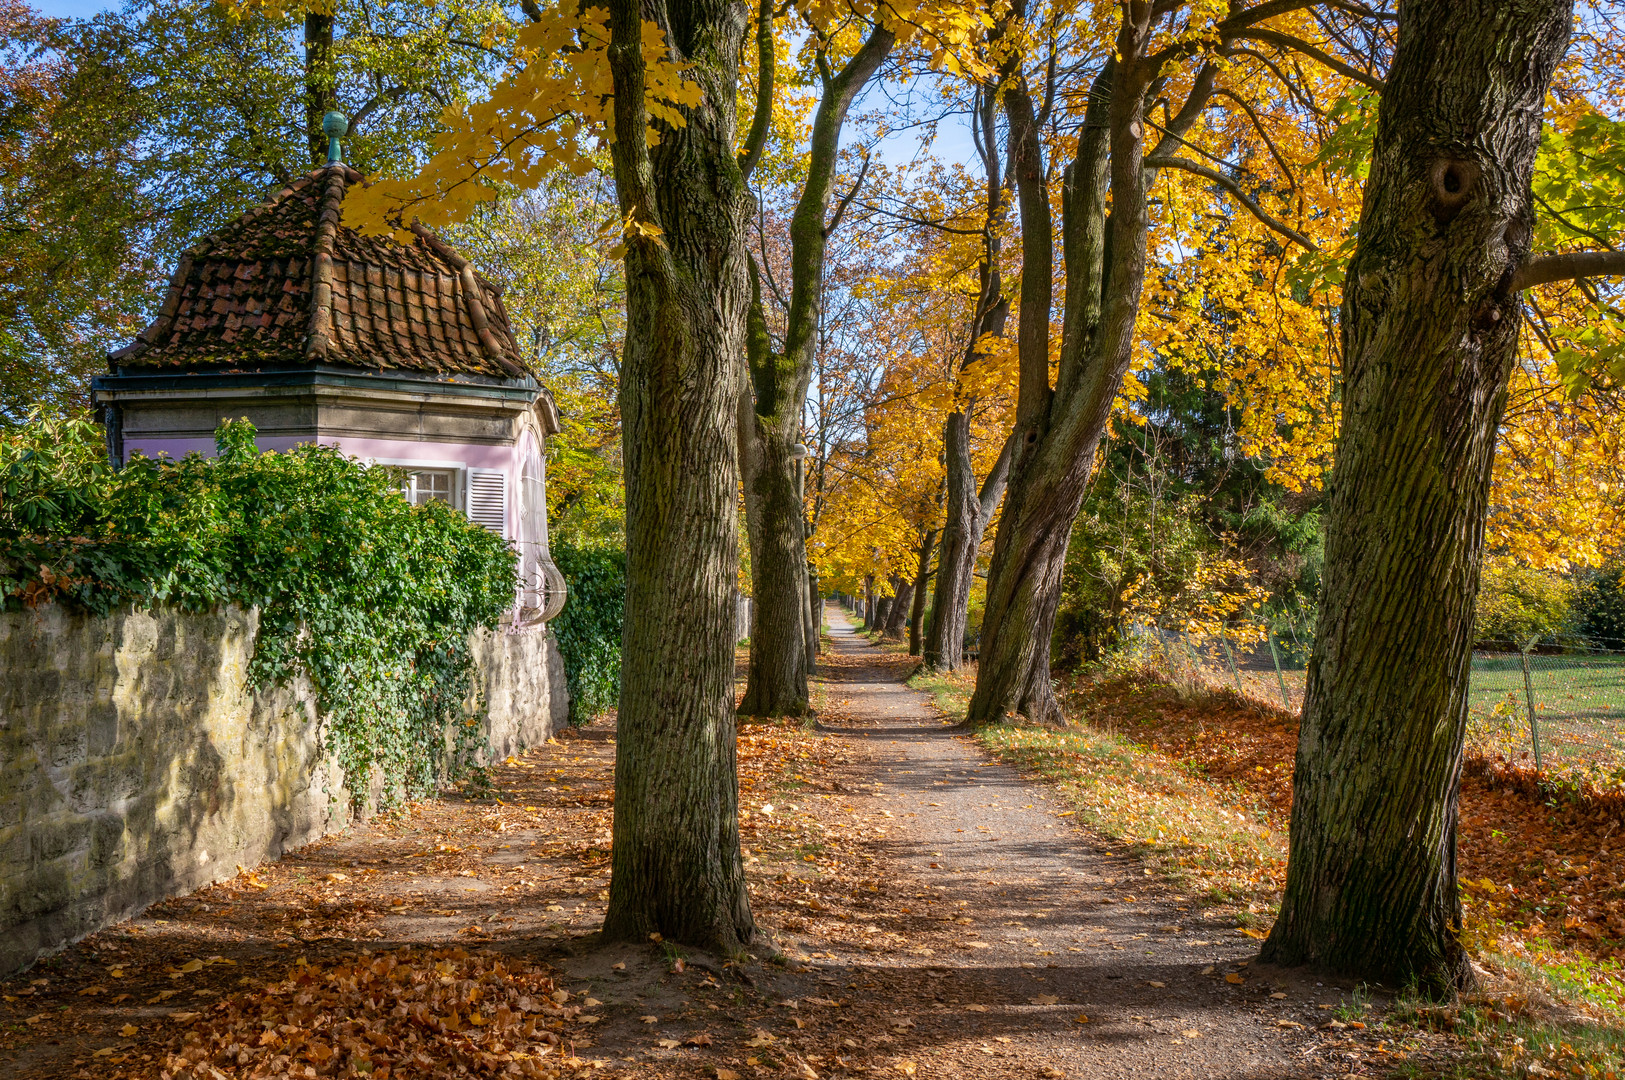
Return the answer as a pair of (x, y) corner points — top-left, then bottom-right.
(1146, 981), (1165, 989)
(1201, 965), (1215, 975)
(178, 959), (204, 974)
(1269, 992), (1287, 1000)
(1276, 1020), (1301, 1029)
(1182, 1030), (1201, 1039)
(896, 1063), (917, 1077)
(965, 1004), (988, 1012)
(994, 1036), (1012, 1044)
(685, 1033), (713, 1047)
(120, 1024), (138, 1037)
(1073, 1014), (1090, 1024)
(716, 1070), (740, 1080)
(1225, 973), (1245, 984)
(640, 1015), (659, 1024)
(657, 1039), (680, 1049)
(1030, 995), (1059, 1005)
(93, 1048), (115, 1058)
(1041, 1068), (1065, 1078)
(1238, 927), (1267, 939)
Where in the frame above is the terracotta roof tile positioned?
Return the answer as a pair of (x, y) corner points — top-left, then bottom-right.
(111, 165), (531, 380)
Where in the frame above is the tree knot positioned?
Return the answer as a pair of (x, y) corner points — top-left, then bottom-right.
(1429, 159), (1481, 225)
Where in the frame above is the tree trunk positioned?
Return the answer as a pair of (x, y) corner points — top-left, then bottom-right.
(738, 25), (893, 717)
(924, 83), (1012, 672)
(882, 575), (910, 639)
(303, 13), (336, 167)
(1261, 0), (1571, 994)
(601, 0), (756, 954)
(908, 528), (935, 656)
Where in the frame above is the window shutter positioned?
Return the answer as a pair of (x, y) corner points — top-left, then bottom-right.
(466, 469), (507, 537)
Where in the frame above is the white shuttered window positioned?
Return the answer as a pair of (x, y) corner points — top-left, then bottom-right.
(466, 469), (507, 537)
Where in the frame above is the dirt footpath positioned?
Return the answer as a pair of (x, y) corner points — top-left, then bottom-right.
(0, 607), (1401, 1080)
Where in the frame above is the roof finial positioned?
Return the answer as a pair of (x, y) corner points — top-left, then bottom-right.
(322, 111), (348, 166)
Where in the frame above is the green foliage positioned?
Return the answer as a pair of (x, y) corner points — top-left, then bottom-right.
(0, 0), (511, 422)
(0, 416), (518, 809)
(548, 541), (625, 724)
(1576, 565), (1625, 649)
(1475, 557), (1578, 648)
(1057, 480), (1211, 662)
(446, 174), (627, 545)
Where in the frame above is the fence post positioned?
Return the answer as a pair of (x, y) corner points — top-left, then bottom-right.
(1520, 647), (1543, 772)
(1219, 634), (1245, 696)
(1267, 632), (1293, 710)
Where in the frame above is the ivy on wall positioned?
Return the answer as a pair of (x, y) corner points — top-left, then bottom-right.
(548, 542), (624, 725)
(0, 416), (518, 809)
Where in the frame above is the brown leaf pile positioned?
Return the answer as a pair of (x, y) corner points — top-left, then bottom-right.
(1062, 668), (1625, 970)
(151, 948), (566, 1080)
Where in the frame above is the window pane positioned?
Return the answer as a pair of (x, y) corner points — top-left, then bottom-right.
(409, 470), (454, 506)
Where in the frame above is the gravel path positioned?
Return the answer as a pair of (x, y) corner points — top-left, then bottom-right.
(815, 606), (1350, 1079)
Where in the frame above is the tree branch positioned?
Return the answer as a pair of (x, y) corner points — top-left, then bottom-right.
(738, 0), (775, 183)
(1239, 28), (1386, 91)
(1149, 153), (1318, 250)
(825, 152), (872, 237)
(1513, 250), (1625, 291)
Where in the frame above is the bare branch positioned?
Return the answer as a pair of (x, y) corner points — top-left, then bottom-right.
(825, 152), (872, 236)
(1214, 87), (1296, 190)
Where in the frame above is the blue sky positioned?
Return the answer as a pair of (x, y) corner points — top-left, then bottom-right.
(33, 0), (112, 16)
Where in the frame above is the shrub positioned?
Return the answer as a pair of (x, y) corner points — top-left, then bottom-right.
(549, 541), (625, 724)
(1475, 557), (1577, 648)
(1575, 565), (1625, 649)
(0, 415), (518, 809)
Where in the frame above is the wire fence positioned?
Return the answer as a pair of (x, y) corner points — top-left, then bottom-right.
(1139, 626), (1625, 780)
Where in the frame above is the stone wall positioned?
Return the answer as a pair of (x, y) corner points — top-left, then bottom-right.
(0, 604), (567, 973)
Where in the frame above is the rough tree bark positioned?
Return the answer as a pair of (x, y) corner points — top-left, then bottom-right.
(601, 0), (756, 953)
(1260, 0), (1573, 993)
(738, 23), (894, 716)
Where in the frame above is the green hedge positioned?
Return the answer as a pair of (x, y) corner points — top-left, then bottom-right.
(0, 416), (518, 808)
(549, 541), (624, 724)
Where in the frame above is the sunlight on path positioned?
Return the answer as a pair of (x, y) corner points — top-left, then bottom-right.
(816, 603), (1344, 1079)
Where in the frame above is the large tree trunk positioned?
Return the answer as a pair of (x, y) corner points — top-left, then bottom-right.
(1260, 0), (1571, 994)
(969, 1), (1308, 727)
(968, 48), (1104, 729)
(738, 25), (893, 716)
(601, 0), (756, 953)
